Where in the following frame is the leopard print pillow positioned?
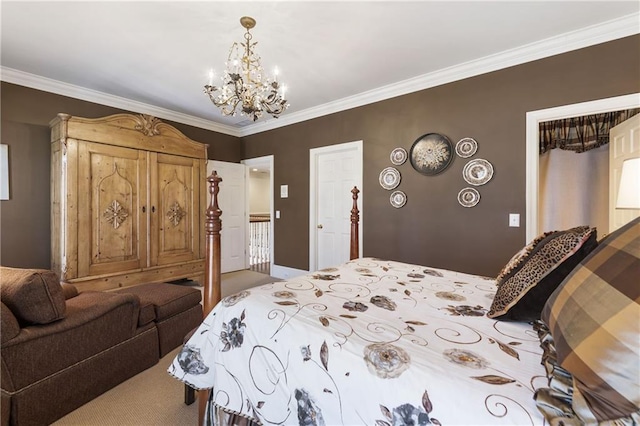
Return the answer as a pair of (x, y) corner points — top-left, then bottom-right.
(495, 231), (553, 285)
(487, 226), (597, 321)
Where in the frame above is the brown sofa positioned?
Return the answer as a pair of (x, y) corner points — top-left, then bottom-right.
(0, 266), (202, 426)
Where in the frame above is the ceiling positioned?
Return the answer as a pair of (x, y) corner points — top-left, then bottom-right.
(2, 1), (639, 137)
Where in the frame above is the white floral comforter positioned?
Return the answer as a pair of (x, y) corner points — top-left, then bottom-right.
(169, 258), (547, 425)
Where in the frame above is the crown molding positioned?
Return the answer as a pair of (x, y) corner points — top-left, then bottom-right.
(239, 12), (640, 136)
(0, 67), (242, 137)
(1, 12), (638, 138)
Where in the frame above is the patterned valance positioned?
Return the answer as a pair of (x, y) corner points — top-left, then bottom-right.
(539, 109), (639, 154)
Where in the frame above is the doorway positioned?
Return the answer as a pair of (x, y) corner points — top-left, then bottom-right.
(243, 155), (274, 275)
(309, 141), (363, 271)
(525, 93), (640, 241)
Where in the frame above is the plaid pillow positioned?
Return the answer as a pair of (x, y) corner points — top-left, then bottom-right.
(542, 217), (640, 423)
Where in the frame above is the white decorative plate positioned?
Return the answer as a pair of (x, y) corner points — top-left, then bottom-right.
(390, 147), (408, 165)
(456, 137), (478, 158)
(379, 167), (401, 190)
(463, 158), (494, 186)
(458, 187), (480, 207)
(390, 190), (407, 208)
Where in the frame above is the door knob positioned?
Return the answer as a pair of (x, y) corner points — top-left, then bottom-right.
(317, 224), (323, 229)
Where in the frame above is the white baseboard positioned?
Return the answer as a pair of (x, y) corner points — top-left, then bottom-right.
(271, 264), (308, 280)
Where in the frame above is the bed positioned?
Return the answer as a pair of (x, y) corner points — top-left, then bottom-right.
(170, 171), (639, 426)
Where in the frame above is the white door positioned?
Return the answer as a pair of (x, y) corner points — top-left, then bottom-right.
(310, 141), (363, 271)
(609, 114), (640, 232)
(208, 161), (247, 273)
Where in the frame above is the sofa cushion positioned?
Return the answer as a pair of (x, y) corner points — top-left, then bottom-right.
(115, 283), (201, 321)
(0, 267), (66, 325)
(0, 302), (20, 343)
(542, 217), (640, 423)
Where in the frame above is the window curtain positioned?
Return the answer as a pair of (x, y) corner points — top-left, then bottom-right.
(539, 108), (639, 154)
(538, 145), (609, 234)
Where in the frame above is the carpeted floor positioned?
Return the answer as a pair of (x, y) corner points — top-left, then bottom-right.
(53, 270), (281, 425)
(53, 346), (198, 426)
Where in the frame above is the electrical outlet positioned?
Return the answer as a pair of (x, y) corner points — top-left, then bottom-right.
(509, 213), (520, 227)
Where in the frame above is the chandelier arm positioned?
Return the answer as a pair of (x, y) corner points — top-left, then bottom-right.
(262, 102), (286, 116)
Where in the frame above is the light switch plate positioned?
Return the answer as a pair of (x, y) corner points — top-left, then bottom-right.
(509, 213), (520, 227)
(280, 185), (288, 198)
(275, 210), (281, 219)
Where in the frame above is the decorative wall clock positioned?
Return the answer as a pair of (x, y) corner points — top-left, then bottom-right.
(409, 133), (453, 175)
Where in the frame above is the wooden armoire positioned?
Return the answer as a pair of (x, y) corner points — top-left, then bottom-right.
(50, 113), (208, 292)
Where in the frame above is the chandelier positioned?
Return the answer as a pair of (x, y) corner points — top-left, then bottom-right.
(204, 16), (289, 122)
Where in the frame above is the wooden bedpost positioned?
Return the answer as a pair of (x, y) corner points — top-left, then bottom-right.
(203, 170), (223, 316)
(199, 170), (222, 425)
(350, 186), (360, 260)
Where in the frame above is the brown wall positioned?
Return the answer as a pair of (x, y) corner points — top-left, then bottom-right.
(0, 83), (242, 268)
(244, 35), (640, 276)
(1, 35), (639, 275)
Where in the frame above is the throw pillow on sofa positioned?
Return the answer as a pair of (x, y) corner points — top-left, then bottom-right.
(0, 267), (66, 325)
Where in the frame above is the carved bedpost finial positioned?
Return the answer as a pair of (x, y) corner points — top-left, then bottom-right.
(351, 186), (360, 220)
(206, 170), (223, 234)
(350, 186), (360, 260)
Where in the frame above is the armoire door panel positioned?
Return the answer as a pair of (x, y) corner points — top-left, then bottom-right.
(150, 153), (200, 266)
(77, 141), (148, 277)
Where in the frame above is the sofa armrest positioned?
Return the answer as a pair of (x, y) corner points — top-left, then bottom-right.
(60, 283), (78, 300)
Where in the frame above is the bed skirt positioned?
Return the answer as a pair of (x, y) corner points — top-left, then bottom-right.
(209, 401), (260, 426)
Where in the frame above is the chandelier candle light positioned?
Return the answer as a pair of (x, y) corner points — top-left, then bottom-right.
(204, 16), (289, 121)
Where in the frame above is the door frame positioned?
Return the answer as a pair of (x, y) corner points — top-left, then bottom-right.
(525, 92), (640, 241)
(309, 140), (363, 272)
(242, 155), (275, 272)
